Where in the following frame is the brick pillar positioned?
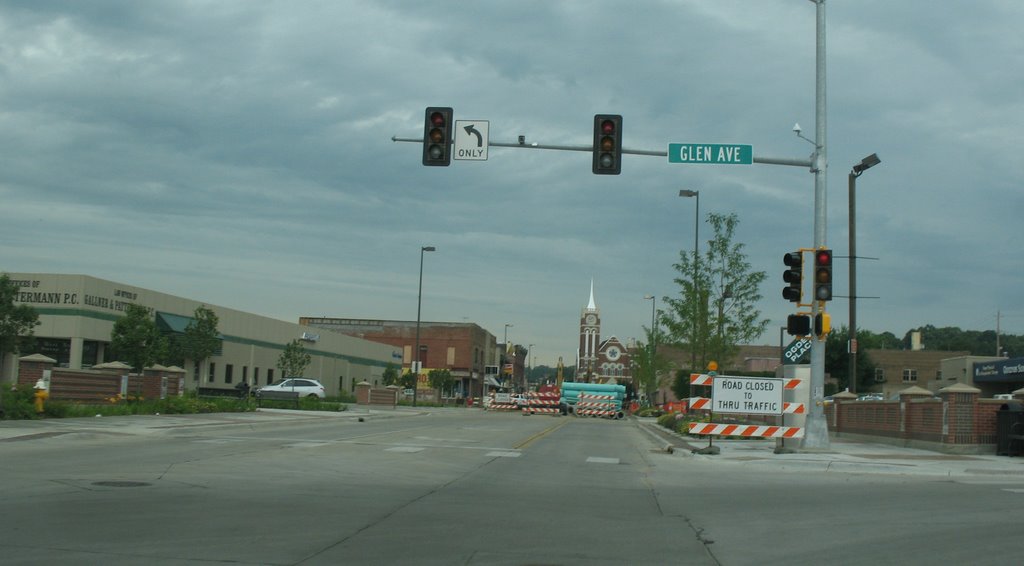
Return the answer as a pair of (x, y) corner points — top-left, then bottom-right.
(386, 385), (400, 407)
(17, 354), (57, 388)
(939, 383), (981, 446)
(355, 381), (371, 405)
(831, 391), (857, 433)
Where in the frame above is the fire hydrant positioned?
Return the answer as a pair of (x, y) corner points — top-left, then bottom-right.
(33, 378), (49, 414)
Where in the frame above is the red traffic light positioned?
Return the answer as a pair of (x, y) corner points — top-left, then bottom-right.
(814, 248), (833, 301)
(422, 107), (453, 167)
(592, 114), (622, 175)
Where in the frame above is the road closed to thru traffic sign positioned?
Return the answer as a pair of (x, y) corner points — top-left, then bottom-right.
(711, 376), (784, 415)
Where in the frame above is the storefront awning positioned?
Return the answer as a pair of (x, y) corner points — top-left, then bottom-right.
(484, 376), (502, 387)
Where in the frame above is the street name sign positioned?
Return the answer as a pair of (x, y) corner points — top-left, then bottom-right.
(454, 120), (488, 161)
(782, 338), (812, 365)
(668, 143), (752, 165)
(711, 376), (784, 415)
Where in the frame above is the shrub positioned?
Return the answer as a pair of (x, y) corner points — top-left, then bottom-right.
(2, 385), (40, 420)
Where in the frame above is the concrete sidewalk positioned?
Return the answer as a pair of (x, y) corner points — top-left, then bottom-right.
(638, 419), (1024, 478)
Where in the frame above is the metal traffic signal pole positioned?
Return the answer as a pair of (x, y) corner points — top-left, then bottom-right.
(804, 0), (830, 450)
(396, 1), (833, 448)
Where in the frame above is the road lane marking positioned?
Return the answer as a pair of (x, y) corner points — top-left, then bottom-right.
(587, 457), (620, 464)
(386, 446), (425, 453)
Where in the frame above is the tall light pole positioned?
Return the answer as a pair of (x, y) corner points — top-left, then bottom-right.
(503, 323), (513, 386)
(413, 245), (435, 407)
(644, 294), (657, 404)
(527, 343), (534, 389)
(848, 153), (880, 395)
(678, 189), (700, 373)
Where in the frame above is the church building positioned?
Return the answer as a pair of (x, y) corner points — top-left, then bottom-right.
(576, 281), (632, 384)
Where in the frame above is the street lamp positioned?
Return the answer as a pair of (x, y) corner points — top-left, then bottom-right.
(413, 245), (436, 407)
(527, 343), (534, 389)
(678, 189), (700, 372)
(848, 153), (880, 395)
(503, 323), (513, 386)
(644, 294), (657, 404)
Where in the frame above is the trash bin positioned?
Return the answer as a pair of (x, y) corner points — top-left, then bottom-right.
(996, 401), (1024, 456)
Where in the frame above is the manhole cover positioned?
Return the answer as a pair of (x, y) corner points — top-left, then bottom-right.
(92, 481), (151, 488)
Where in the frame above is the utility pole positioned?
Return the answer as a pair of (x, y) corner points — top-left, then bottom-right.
(804, 0), (830, 450)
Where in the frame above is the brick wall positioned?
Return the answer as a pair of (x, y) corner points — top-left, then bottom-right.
(827, 385), (1007, 453)
(17, 355), (183, 402)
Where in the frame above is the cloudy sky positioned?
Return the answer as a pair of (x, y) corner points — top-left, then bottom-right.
(2, 1), (1021, 367)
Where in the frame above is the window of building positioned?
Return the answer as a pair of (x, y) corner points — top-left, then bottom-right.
(254, 367), (260, 385)
(902, 369), (918, 383)
(936, 369), (943, 381)
(225, 364), (234, 384)
(403, 345), (412, 364)
(208, 362), (216, 383)
(874, 368), (885, 383)
(447, 346), (456, 366)
(242, 366), (248, 384)
(193, 361), (200, 382)
(267, 368), (274, 384)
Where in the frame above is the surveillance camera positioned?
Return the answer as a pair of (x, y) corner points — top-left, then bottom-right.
(792, 123), (802, 134)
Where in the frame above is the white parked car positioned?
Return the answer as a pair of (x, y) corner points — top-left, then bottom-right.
(257, 378), (326, 399)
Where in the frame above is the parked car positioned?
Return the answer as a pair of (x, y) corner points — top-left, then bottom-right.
(511, 393), (529, 408)
(257, 378), (326, 399)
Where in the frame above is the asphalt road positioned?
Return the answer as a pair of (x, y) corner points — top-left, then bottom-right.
(2, 408), (1023, 565)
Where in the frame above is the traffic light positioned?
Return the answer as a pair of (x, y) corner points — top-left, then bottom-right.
(787, 314), (812, 336)
(815, 312), (832, 338)
(422, 107), (453, 166)
(814, 248), (833, 301)
(592, 114), (622, 175)
(782, 251), (803, 303)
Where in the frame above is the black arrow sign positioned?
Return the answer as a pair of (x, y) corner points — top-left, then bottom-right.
(463, 124), (483, 147)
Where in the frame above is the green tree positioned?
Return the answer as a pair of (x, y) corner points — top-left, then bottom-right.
(399, 370), (417, 390)
(381, 363), (400, 387)
(181, 305), (221, 380)
(428, 368), (455, 402)
(110, 303), (167, 373)
(824, 325), (877, 393)
(0, 274), (40, 375)
(660, 212), (769, 372)
(277, 339), (311, 378)
(633, 326), (673, 403)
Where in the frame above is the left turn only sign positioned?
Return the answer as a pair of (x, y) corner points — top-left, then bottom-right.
(454, 120), (488, 161)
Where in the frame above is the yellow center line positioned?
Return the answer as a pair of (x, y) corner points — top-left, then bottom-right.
(513, 418), (570, 449)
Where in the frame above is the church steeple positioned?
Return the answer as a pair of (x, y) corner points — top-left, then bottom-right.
(578, 280), (601, 382)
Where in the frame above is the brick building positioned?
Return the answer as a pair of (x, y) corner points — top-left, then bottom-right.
(298, 318), (502, 400)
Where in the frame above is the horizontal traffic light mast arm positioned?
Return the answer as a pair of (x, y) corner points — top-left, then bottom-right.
(392, 136), (812, 167)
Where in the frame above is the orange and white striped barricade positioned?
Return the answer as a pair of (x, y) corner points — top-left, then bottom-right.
(574, 392), (623, 419)
(523, 392), (561, 415)
(688, 422), (804, 439)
